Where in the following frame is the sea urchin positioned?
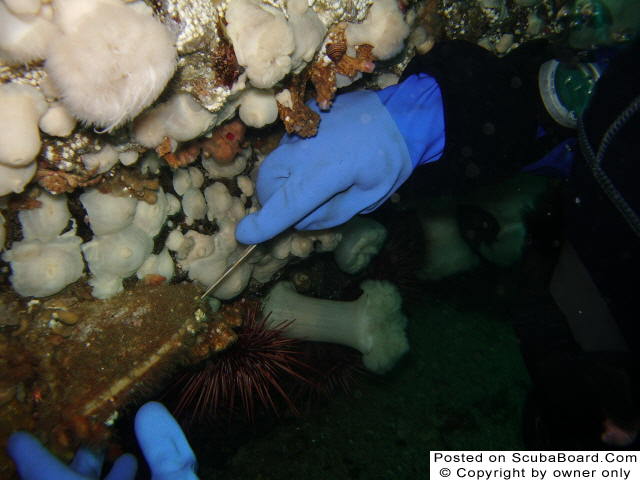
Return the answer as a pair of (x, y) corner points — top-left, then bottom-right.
(172, 300), (312, 423)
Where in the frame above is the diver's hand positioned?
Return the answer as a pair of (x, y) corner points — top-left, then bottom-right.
(8, 402), (198, 480)
(134, 402), (198, 480)
(7, 433), (137, 480)
(236, 74), (445, 244)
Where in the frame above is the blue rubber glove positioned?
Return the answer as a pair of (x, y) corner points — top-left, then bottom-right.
(7, 402), (198, 480)
(7, 434), (137, 480)
(521, 137), (576, 178)
(134, 402), (198, 480)
(236, 73), (445, 244)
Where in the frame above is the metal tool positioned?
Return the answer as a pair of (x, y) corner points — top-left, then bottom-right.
(199, 244), (258, 302)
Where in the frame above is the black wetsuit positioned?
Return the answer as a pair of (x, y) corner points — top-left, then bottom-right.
(398, 39), (639, 354)
(395, 39), (640, 448)
(566, 40), (640, 353)
(398, 40), (561, 197)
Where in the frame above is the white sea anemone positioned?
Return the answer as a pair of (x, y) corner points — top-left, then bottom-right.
(288, 0), (326, 72)
(345, 0), (409, 60)
(82, 225), (153, 280)
(204, 182), (233, 221)
(133, 93), (215, 148)
(176, 230), (214, 266)
(18, 191), (71, 242)
(133, 187), (168, 238)
(417, 212), (481, 281)
(81, 144), (118, 174)
(165, 192), (181, 216)
(334, 216), (387, 274)
(236, 175), (254, 197)
(290, 233), (313, 258)
(82, 224), (153, 298)
(0, 2), (58, 64)
(136, 248), (174, 283)
(177, 220), (252, 300)
(165, 229), (187, 254)
(46, 0), (177, 131)
(118, 150), (139, 167)
(188, 167), (204, 189)
(2, 235), (84, 297)
(238, 88), (278, 128)
(251, 253), (289, 283)
(0, 162), (37, 197)
(202, 147), (249, 179)
(248, 228), (342, 284)
(225, 0), (294, 88)
(188, 251), (253, 300)
(182, 188), (207, 222)
(140, 152), (161, 176)
(4, 0), (42, 16)
(264, 280), (409, 373)
(80, 188), (137, 236)
(172, 168), (192, 197)
(0, 83), (47, 167)
(38, 101), (77, 137)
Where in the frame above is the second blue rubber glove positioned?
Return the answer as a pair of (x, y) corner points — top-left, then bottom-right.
(134, 402), (198, 480)
(7, 402), (197, 480)
(7, 434), (137, 480)
(236, 73), (445, 244)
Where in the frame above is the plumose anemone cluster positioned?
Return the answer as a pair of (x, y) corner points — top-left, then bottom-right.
(0, 0), (414, 301)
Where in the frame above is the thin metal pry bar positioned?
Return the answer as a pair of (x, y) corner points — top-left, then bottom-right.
(199, 244), (258, 302)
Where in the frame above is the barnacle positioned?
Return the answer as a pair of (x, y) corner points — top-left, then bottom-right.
(326, 39), (348, 62)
